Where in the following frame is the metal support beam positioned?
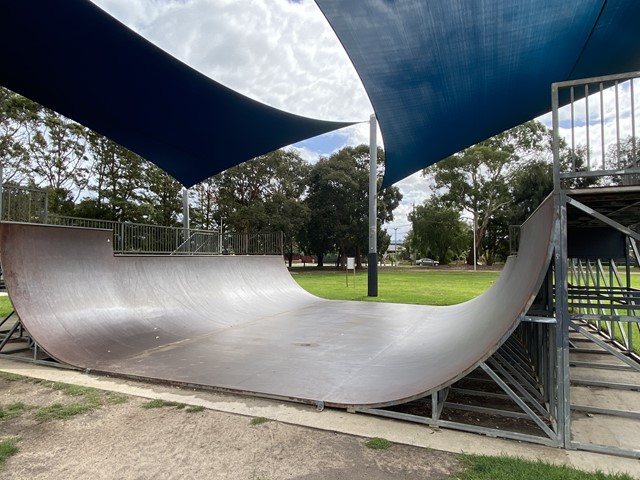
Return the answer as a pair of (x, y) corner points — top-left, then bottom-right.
(480, 362), (557, 440)
(182, 187), (190, 254)
(431, 387), (449, 422)
(570, 321), (640, 372)
(368, 113), (378, 297)
(571, 379), (640, 391)
(355, 407), (559, 447)
(566, 196), (640, 243)
(553, 192), (572, 447)
(571, 404), (640, 420)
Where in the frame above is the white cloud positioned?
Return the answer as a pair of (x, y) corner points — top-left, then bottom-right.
(91, 0), (370, 121)
(382, 171), (433, 242)
(285, 145), (320, 164)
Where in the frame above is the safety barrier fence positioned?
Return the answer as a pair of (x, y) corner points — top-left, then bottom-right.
(48, 215), (283, 256)
(0, 185), (283, 256)
(552, 71), (640, 188)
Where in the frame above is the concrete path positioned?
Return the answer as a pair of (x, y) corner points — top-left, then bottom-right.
(1, 358), (638, 478)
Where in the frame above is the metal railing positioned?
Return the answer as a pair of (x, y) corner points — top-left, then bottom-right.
(0, 185), (283, 256)
(1, 185), (48, 224)
(552, 71), (640, 188)
(568, 257), (640, 356)
(47, 215), (283, 256)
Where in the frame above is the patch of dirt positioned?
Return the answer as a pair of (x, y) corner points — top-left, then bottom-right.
(0, 377), (462, 480)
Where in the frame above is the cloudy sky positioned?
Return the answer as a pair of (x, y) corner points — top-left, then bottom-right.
(90, 0), (424, 239)
(90, 0), (638, 243)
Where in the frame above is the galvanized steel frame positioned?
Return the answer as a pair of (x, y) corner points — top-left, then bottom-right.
(357, 72), (640, 457)
(552, 72), (640, 457)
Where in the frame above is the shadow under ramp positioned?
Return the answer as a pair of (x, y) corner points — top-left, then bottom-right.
(0, 198), (555, 408)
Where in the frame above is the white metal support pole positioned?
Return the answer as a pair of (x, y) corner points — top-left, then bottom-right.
(368, 113), (378, 297)
(219, 217), (225, 255)
(182, 187), (190, 253)
(393, 227), (398, 266)
(473, 214), (477, 272)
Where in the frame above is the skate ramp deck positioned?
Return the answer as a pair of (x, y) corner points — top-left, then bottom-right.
(0, 198), (554, 408)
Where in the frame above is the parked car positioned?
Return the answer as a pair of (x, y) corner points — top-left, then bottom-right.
(416, 257), (439, 266)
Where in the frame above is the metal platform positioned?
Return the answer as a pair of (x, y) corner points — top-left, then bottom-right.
(0, 197), (554, 409)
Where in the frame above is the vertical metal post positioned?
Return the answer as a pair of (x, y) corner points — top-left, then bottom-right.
(552, 82), (571, 447)
(552, 84), (562, 192)
(0, 164), (3, 222)
(219, 217), (224, 255)
(626, 237), (632, 319)
(182, 187), (190, 253)
(393, 227), (398, 265)
(43, 187), (49, 225)
(473, 214), (477, 272)
(553, 192), (571, 447)
(368, 113), (378, 297)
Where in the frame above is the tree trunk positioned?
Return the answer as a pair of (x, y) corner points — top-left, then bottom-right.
(338, 241), (346, 269)
(317, 253), (324, 268)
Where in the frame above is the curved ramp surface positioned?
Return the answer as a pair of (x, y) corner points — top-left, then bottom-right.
(0, 199), (554, 407)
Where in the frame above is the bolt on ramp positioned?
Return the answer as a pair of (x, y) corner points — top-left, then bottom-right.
(0, 198), (554, 408)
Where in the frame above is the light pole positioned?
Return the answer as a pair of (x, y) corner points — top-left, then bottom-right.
(393, 227), (398, 266)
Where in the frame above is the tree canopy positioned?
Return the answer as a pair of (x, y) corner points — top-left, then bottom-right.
(415, 121), (556, 265)
(301, 145), (401, 267)
(2, 87), (401, 267)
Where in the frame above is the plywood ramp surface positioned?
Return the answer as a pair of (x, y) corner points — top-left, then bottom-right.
(0, 199), (554, 407)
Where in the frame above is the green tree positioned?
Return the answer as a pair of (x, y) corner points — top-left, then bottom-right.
(142, 164), (183, 226)
(607, 135), (640, 186)
(29, 109), (89, 214)
(209, 150), (311, 261)
(0, 86), (40, 185)
(301, 157), (340, 267)
(191, 177), (219, 230)
(424, 120), (555, 265)
(214, 150), (309, 232)
(425, 143), (512, 265)
(302, 145), (401, 268)
(509, 159), (553, 226)
(408, 198), (470, 264)
(79, 131), (145, 222)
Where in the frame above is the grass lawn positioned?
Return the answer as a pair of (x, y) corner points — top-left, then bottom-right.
(290, 267), (500, 306)
(0, 296), (13, 318)
(457, 455), (634, 480)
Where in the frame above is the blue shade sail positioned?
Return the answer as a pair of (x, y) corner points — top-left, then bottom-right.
(0, 0), (354, 188)
(315, 0), (640, 187)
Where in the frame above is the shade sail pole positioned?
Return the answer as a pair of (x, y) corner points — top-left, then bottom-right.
(368, 113), (378, 297)
(182, 187), (190, 253)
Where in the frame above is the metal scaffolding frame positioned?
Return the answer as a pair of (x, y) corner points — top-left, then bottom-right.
(356, 72), (640, 458)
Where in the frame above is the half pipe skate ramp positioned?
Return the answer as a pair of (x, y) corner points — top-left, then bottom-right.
(0, 198), (555, 407)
